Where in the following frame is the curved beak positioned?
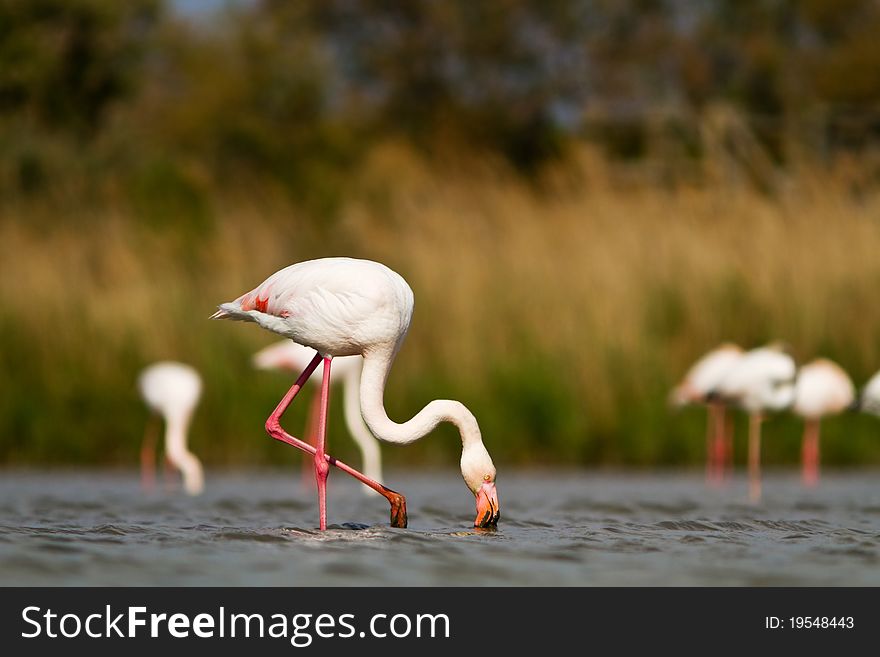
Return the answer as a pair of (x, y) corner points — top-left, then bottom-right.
(474, 481), (500, 527)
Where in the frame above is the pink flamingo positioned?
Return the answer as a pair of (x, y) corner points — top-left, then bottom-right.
(792, 359), (854, 487)
(211, 257), (499, 530)
(671, 343), (743, 485)
(138, 361), (204, 495)
(253, 340), (383, 496)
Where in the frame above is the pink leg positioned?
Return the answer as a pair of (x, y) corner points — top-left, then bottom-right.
(748, 413), (762, 503)
(300, 393), (322, 492)
(314, 357), (332, 530)
(265, 351), (407, 529)
(711, 402), (727, 484)
(723, 408), (735, 481)
(802, 419), (820, 487)
(140, 415), (159, 492)
(705, 404), (715, 485)
(706, 403), (725, 486)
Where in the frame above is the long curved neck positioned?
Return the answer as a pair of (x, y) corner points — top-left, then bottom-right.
(359, 347), (482, 448)
(163, 409), (204, 495)
(163, 412), (190, 452)
(342, 365), (383, 484)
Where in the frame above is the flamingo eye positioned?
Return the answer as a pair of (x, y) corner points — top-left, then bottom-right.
(483, 474), (491, 482)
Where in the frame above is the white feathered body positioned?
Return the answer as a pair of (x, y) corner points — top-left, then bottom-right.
(672, 343), (743, 405)
(793, 359), (855, 420)
(139, 362), (202, 422)
(717, 347), (796, 414)
(860, 370), (880, 417)
(216, 258), (414, 358)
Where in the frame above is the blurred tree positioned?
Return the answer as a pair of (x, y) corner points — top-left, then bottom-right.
(141, 5), (363, 215)
(0, 0), (161, 136)
(4, 0), (880, 199)
(276, 0), (591, 171)
(799, 0), (880, 151)
(681, 0), (880, 158)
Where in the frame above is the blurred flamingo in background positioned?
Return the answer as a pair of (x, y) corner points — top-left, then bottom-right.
(792, 359), (855, 487)
(671, 343), (743, 485)
(211, 257), (499, 531)
(858, 370), (880, 417)
(253, 340), (383, 496)
(716, 345), (796, 503)
(138, 362), (204, 495)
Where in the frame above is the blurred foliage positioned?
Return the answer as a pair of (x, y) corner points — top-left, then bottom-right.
(0, 0), (160, 135)
(4, 0), (880, 202)
(2, 1), (880, 468)
(295, 0), (582, 170)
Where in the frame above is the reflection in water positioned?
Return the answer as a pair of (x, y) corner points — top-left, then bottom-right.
(0, 469), (878, 585)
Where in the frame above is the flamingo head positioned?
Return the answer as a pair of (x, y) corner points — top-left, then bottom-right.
(461, 444), (500, 528)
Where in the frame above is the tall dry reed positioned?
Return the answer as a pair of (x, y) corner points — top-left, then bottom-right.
(3, 144), (880, 468)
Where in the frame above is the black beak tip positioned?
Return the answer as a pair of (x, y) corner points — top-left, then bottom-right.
(474, 509), (500, 528)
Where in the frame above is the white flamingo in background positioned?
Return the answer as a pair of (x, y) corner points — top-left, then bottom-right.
(671, 343), (743, 485)
(858, 370), (880, 417)
(138, 361), (204, 495)
(211, 257), (499, 530)
(793, 359), (855, 487)
(253, 340), (383, 496)
(716, 345), (796, 503)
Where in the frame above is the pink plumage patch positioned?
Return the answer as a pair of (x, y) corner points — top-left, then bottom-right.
(241, 293), (270, 313)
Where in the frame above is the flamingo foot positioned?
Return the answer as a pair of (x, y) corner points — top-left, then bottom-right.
(386, 489), (408, 528)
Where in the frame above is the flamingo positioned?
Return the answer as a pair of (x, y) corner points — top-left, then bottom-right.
(858, 370), (880, 417)
(211, 257), (499, 530)
(716, 345), (796, 502)
(253, 340), (383, 496)
(671, 343), (743, 485)
(138, 361), (204, 495)
(792, 359), (855, 487)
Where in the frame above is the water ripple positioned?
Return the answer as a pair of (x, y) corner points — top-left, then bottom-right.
(1, 469), (879, 585)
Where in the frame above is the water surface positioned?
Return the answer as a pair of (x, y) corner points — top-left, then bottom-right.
(1, 469), (878, 585)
